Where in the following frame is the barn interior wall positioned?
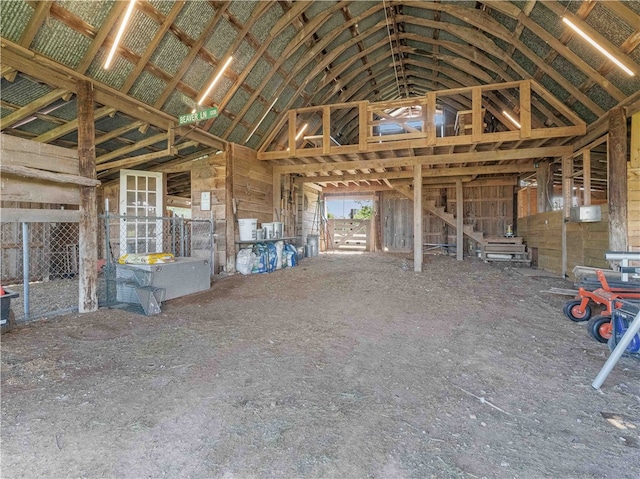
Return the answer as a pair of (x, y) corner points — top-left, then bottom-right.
(190, 154), (227, 272)
(231, 145), (273, 226)
(518, 205), (610, 280)
(630, 112), (640, 252)
(299, 184), (322, 246)
(380, 191), (413, 252)
(449, 184), (514, 252)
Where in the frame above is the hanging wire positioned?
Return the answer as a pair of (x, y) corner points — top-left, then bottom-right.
(382, 0), (402, 99)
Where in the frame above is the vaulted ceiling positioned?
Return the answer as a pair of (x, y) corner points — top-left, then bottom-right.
(1, 1), (639, 196)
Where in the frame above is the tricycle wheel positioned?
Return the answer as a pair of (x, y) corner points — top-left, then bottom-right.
(563, 299), (591, 322)
(587, 315), (611, 343)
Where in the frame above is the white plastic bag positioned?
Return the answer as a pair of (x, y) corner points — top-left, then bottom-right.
(236, 248), (255, 275)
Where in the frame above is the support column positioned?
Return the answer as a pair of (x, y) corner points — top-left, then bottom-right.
(273, 171), (282, 222)
(608, 107), (628, 253)
(583, 150), (591, 206)
(536, 160), (553, 213)
(413, 164), (423, 272)
(561, 156), (573, 278)
(77, 80), (98, 312)
(456, 179), (464, 261)
(225, 148), (235, 273)
(628, 112), (639, 251)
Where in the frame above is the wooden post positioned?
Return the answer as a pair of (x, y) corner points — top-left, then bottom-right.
(456, 179), (464, 261)
(225, 148), (235, 273)
(359, 101), (368, 152)
(273, 171), (282, 222)
(583, 150), (591, 206)
(322, 106), (331, 155)
(413, 165), (423, 272)
(561, 156), (573, 277)
(629, 112), (640, 251)
(77, 80), (98, 313)
(519, 80), (532, 138)
(536, 160), (553, 213)
(608, 107), (628, 253)
(288, 110), (297, 156)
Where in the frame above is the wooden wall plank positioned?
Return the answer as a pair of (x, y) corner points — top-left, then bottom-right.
(1, 176), (80, 204)
(1, 133), (78, 175)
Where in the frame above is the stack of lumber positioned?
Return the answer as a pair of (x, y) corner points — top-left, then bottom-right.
(480, 236), (530, 265)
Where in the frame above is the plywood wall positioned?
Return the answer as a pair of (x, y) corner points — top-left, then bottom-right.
(518, 205), (610, 279)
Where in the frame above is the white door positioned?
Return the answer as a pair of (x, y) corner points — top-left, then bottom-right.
(119, 169), (163, 255)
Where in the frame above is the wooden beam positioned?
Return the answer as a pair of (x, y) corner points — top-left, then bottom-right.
(275, 145), (572, 174)
(1, 208), (80, 223)
(519, 80), (532, 138)
(77, 79), (98, 313)
(546, 2), (640, 77)
(421, 163), (537, 178)
(414, 164), (423, 272)
(0, 164), (100, 187)
(0, 41), (227, 151)
(608, 107), (628, 253)
(472, 86), (482, 142)
(95, 133), (167, 164)
(95, 120), (145, 146)
(0, 88), (67, 129)
(19, 0), (53, 48)
(359, 101), (368, 151)
(322, 106), (331, 155)
(122, 2), (186, 96)
(288, 110), (297, 156)
(1, 133), (78, 174)
(33, 106), (115, 143)
(77, 1), (129, 74)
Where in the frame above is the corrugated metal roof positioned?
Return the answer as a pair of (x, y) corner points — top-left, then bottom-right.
(129, 71), (166, 106)
(150, 33), (190, 77)
(0, 1), (32, 42)
(229, 0), (258, 25)
(1, 0), (638, 180)
(60, 0), (113, 30)
(122, 10), (158, 57)
(174, 1), (216, 40)
(32, 18), (92, 70)
(205, 17), (235, 59)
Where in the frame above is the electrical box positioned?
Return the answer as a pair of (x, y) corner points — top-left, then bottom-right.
(569, 205), (601, 223)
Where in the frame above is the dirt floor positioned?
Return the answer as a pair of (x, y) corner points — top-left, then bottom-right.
(1, 252), (639, 478)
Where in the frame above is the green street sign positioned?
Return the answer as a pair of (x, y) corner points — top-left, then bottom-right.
(178, 107), (218, 125)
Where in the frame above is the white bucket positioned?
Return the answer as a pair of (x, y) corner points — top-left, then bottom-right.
(238, 218), (258, 241)
(262, 222), (275, 239)
(306, 234), (319, 256)
(273, 222), (283, 238)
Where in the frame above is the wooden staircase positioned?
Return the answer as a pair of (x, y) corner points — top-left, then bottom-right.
(424, 200), (484, 244)
(423, 200), (530, 265)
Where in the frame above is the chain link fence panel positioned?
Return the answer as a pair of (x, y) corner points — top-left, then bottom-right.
(1, 215), (213, 323)
(1, 221), (80, 323)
